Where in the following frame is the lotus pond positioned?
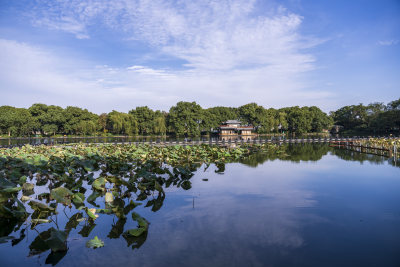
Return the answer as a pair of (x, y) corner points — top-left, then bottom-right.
(0, 143), (399, 267)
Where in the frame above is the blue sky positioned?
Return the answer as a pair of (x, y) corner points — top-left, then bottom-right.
(0, 0), (399, 113)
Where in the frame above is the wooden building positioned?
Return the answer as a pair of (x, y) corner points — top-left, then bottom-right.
(218, 120), (254, 138)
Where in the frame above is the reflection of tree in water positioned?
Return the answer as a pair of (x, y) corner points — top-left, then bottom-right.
(331, 147), (400, 168)
(1, 143), (399, 265)
(240, 143), (400, 168)
(240, 144), (331, 167)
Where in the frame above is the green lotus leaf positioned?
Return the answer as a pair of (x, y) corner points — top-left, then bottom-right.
(104, 192), (114, 203)
(0, 177), (15, 189)
(180, 180), (192, 190)
(20, 195), (31, 202)
(31, 219), (51, 224)
(123, 200), (141, 214)
(72, 192), (85, 207)
(65, 212), (84, 232)
(87, 191), (101, 206)
(29, 228), (52, 255)
(92, 177), (106, 191)
(131, 212), (149, 230)
(78, 222), (96, 238)
(125, 227), (146, 237)
(0, 186), (22, 193)
(22, 182), (34, 192)
(86, 236), (104, 249)
(29, 200), (55, 212)
(0, 193), (9, 203)
(37, 192), (50, 201)
(50, 187), (73, 205)
(45, 228), (68, 252)
(96, 208), (112, 214)
(81, 160), (95, 172)
(85, 208), (98, 220)
(19, 176), (27, 185)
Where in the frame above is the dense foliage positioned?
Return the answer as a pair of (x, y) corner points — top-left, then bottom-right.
(331, 98), (400, 134)
(0, 98), (398, 137)
(351, 137), (400, 150)
(0, 102), (332, 137)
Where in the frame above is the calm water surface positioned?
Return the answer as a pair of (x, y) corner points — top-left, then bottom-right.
(1, 145), (399, 266)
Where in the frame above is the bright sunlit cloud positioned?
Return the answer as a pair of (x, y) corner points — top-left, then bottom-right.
(0, 0), (399, 112)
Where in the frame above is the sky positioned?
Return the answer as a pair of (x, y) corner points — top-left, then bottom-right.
(0, 0), (399, 114)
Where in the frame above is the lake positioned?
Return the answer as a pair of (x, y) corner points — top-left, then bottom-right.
(0, 144), (399, 266)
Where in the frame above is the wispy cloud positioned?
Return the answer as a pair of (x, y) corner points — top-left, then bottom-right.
(0, 1), (335, 112)
(378, 39), (399, 46)
(34, 16), (89, 39)
(29, 0), (317, 71)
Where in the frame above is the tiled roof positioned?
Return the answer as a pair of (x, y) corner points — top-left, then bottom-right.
(224, 120), (241, 124)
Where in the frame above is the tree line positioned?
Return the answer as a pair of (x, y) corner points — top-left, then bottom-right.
(330, 98), (400, 134)
(0, 99), (398, 137)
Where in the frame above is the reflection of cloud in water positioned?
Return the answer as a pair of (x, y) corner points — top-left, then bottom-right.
(66, 156), (368, 267)
(69, 160), (323, 267)
(120, 160), (323, 266)
(171, 161), (319, 246)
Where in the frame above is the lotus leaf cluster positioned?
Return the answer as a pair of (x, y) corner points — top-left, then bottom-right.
(0, 143), (281, 263)
(353, 137), (400, 150)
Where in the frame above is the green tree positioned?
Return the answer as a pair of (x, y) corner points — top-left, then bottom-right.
(107, 111), (138, 135)
(308, 106), (333, 132)
(275, 111), (288, 133)
(202, 106), (239, 132)
(238, 103), (264, 126)
(153, 111), (167, 135)
(129, 106), (156, 135)
(64, 106), (98, 135)
(98, 113), (108, 133)
(332, 104), (368, 131)
(257, 108), (276, 133)
(283, 106), (312, 134)
(388, 98), (400, 110)
(0, 106), (35, 136)
(167, 101), (202, 136)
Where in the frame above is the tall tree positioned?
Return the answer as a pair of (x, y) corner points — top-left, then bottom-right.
(284, 106), (312, 134)
(308, 106), (333, 132)
(167, 101), (202, 136)
(0, 106), (35, 136)
(64, 106), (98, 135)
(153, 111), (167, 135)
(129, 106), (156, 135)
(332, 104), (368, 131)
(98, 113), (108, 133)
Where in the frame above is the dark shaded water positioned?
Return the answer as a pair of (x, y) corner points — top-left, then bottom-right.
(1, 145), (400, 266)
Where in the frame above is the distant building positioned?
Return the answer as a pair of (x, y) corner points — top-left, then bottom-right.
(218, 120), (254, 137)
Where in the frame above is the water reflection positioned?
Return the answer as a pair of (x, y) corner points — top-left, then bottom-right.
(240, 143), (399, 168)
(0, 144), (399, 266)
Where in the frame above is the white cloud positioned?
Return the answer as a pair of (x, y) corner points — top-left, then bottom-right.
(0, 36), (333, 113)
(34, 16), (90, 39)
(0, 1), (336, 112)
(30, 0), (317, 71)
(378, 39), (399, 46)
